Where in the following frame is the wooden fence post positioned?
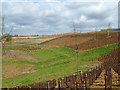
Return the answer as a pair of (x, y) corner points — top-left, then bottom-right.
(53, 79), (57, 88)
(85, 73), (87, 90)
(58, 78), (62, 89)
(47, 80), (51, 89)
(105, 66), (112, 89)
(79, 71), (84, 84)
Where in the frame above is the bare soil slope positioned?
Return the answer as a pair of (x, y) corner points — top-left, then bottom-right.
(98, 47), (120, 74)
(40, 32), (120, 51)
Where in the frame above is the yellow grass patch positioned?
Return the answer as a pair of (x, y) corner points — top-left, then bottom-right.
(2, 50), (38, 62)
(2, 63), (35, 79)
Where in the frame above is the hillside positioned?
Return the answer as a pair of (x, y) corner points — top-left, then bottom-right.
(2, 31), (120, 88)
(39, 32), (120, 51)
(98, 46), (120, 74)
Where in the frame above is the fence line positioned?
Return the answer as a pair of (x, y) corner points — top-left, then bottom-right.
(105, 66), (112, 89)
(5, 64), (105, 89)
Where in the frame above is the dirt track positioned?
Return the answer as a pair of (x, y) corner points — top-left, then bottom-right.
(14, 37), (58, 44)
(40, 32), (120, 51)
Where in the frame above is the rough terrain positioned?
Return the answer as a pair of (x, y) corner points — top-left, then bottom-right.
(40, 32), (120, 51)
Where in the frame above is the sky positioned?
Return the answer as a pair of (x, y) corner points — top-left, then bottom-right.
(1, 0), (119, 36)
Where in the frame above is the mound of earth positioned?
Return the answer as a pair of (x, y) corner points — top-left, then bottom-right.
(39, 32), (120, 51)
(98, 47), (120, 75)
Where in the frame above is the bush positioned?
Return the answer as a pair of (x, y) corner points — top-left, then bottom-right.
(2, 34), (12, 42)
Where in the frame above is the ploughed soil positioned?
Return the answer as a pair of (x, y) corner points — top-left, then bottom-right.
(3, 45), (41, 51)
(98, 47), (120, 75)
(39, 32), (120, 51)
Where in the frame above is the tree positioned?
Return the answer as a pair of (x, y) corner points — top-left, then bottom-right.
(94, 28), (97, 40)
(1, 16), (13, 42)
(2, 33), (12, 42)
(1, 16), (4, 42)
(72, 19), (79, 74)
(2, 16), (4, 36)
(107, 23), (111, 37)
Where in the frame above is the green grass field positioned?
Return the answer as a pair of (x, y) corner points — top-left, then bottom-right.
(2, 43), (120, 88)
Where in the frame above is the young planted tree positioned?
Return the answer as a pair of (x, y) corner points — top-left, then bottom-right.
(94, 28), (97, 40)
(1, 16), (4, 42)
(107, 23), (111, 37)
(72, 20), (79, 74)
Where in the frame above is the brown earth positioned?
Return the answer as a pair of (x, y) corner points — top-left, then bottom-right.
(39, 32), (120, 51)
(3, 45), (41, 51)
(13, 37), (57, 44)
(90, 69), (120, 88)
(2, 50), (38, 79)
(2, 50), (38, 62)
(2, 63), (35, 79)
(98, 47), (120, 75)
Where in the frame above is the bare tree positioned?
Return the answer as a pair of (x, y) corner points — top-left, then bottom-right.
(1, 16), (13, 42)
(2, 16), (4, 37)
(72, 20), (79, 74)
(94, 28), (97, 40)
(107, 23), (111, 37)
(72, 19), (76, 33)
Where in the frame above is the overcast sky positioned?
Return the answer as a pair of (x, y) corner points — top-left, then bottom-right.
(1, 0), (119, 36)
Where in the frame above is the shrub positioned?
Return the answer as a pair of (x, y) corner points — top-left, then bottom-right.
(2, 33), (12, 42)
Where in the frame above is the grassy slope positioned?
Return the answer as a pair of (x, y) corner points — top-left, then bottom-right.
(2, 43), (119, 88)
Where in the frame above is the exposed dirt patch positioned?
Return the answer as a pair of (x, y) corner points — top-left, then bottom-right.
(98, 47), (120, 74)
(80, 64), (98, 68)
(14, 37), (58, 44)
(2, 50), (38, 79)
(2, 50), (38, 62)
(2, 63), (35, 79)
(40, 32), (120, 51)
(39, 34), (92, 47)
(3, 45), (41, 51)
(73, 32), (119, 51)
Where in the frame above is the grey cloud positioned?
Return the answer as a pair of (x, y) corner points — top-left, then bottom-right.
(2, 1), (118, 35)
(65, 2), (99, 10)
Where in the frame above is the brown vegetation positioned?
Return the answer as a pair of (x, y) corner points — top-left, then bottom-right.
(2, 50), (38, 62)
(2, 50), (38, 78)
(2, 63), (34, 79)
